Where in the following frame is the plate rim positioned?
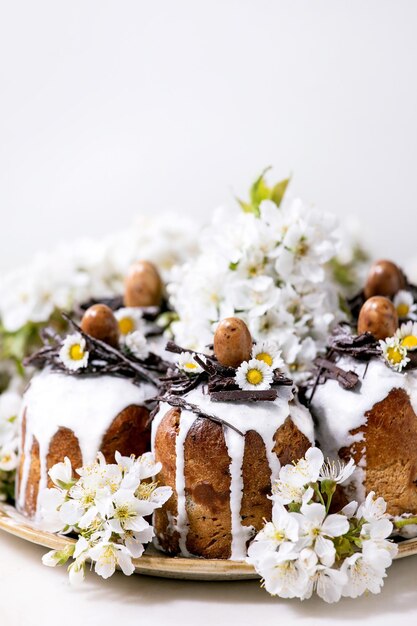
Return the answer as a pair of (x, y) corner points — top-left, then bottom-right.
(0, 502), (416, 580)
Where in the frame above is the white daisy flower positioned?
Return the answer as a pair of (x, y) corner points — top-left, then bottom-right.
(251, 340), (284, 370)
(59, 333), (89, 371)
(114, 308), (144, 336)
(393, 290), (417, 320)
(235, 358), (274, 390)
(176, 352), (204, 375)
(396, 321), (417, 351)
(379, 336), (410, 372)
(124, 331), (149, 360)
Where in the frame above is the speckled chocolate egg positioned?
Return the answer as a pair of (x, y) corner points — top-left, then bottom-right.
(124, 260), (163, 307)
(357, 296), (398, 340)
(81, 304), (120, 347)
(364, 260), (406, 299)
(213, 317), (252, 368)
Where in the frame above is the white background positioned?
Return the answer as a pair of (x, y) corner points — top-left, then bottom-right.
(1, 1), (417, 271)
(1, 2), (417, 624)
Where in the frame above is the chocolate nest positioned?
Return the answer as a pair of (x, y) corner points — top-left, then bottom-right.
(161, 340), (292, 399)
(25, 313), (169, 388)
(154, 340), (294, 431)
(305, 323), (382, 405)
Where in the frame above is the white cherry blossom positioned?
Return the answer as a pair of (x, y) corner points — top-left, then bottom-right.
(278, 447), (324, 489)
(88, 541), (135, 579)
(319, 458), (355, 485)
(256, 543), (310, 599)
(247, 504), (299, 565)
(39, 450), (172, 585)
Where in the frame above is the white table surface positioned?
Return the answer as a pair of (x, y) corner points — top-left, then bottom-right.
(1, 530), (416, 626)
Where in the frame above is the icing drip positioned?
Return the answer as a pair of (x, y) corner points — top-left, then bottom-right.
(152, 386), (314, 560)
(223, 426), (253, 560)
(17, 369), (155, 515)
(310, 356), (417, 501)
(173, 409), (195, 556)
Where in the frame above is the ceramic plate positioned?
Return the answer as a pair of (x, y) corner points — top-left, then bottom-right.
(1, 502), (416, 580)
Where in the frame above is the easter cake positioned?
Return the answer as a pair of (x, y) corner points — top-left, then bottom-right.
(152, 317), (315, 560)
(16, 302), (168, 518)
(308, 260), (417, 516)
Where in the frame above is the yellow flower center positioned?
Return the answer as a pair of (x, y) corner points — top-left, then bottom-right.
(118, 317), (134, 335)
(273, 529), (285, 541)
(246, 368), (263, 385)
(402, 335), (417, 350)
(185, 362), (197, 370)
(387, 346), (403, 365)
(255, 352), (273, 367)
(69, 344), (85, 361)
(397, 303), (410, 318)
(115, 504), (131, 520)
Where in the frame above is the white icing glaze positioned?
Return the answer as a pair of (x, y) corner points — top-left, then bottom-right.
(310, 356), (417, 502)
(151, 385), (315, 560)
(17, 369), (155, 515)
(223, 426), (253, 560)
(173, 410), (195, 556)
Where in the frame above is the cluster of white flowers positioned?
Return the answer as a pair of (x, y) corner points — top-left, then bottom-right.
(0, 212), (199, 333)
(169, 197), (345, 380)
(247, 447), (398, 603)
(380, 321), (417, 372)
(0, 390), (22, 501)
(39, 452), (172, 585)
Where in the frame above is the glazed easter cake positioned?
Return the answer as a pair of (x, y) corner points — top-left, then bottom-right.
(152, 318), (314, 559)
(308, 259), (417, 516)
(16, 262), (170, 519)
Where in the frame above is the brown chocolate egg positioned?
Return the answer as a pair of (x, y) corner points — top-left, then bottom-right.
(357, 296), (398, 340)
(81, 304), (120, 347)
(213, 317), (252, 368)
(364, 260), (406, 299)
(124, 260), (163, 307)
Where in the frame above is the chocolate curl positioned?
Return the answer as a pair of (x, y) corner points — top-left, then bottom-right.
(160, 394), (244, 436)
(314, 357), (360, 390)
(328, 324), (381, 360)
(210, 389), (278, 402)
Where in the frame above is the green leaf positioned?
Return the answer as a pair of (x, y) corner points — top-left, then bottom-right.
(333, 535), (355, 560)
(271, 177), (291, 207)
(55, 545), (75, 566)
(237, 198), (254, 214)
(237, 167), (290, 217)
(250, 166), (273, 207)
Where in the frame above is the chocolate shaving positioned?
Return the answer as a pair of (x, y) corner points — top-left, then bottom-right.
(328, 324), (381, 360)
(160, 369), (206, 396)
(210, 389), (278, 402)
(314, 357), (360, 390)
(273, 372), (293, 386)
(160, 395), (244, 436)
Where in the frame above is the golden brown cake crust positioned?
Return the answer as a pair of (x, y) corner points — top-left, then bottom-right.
(18, 404), (151, 517)
(153, 408), (311, 559)
(339, 387), (417, 516)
